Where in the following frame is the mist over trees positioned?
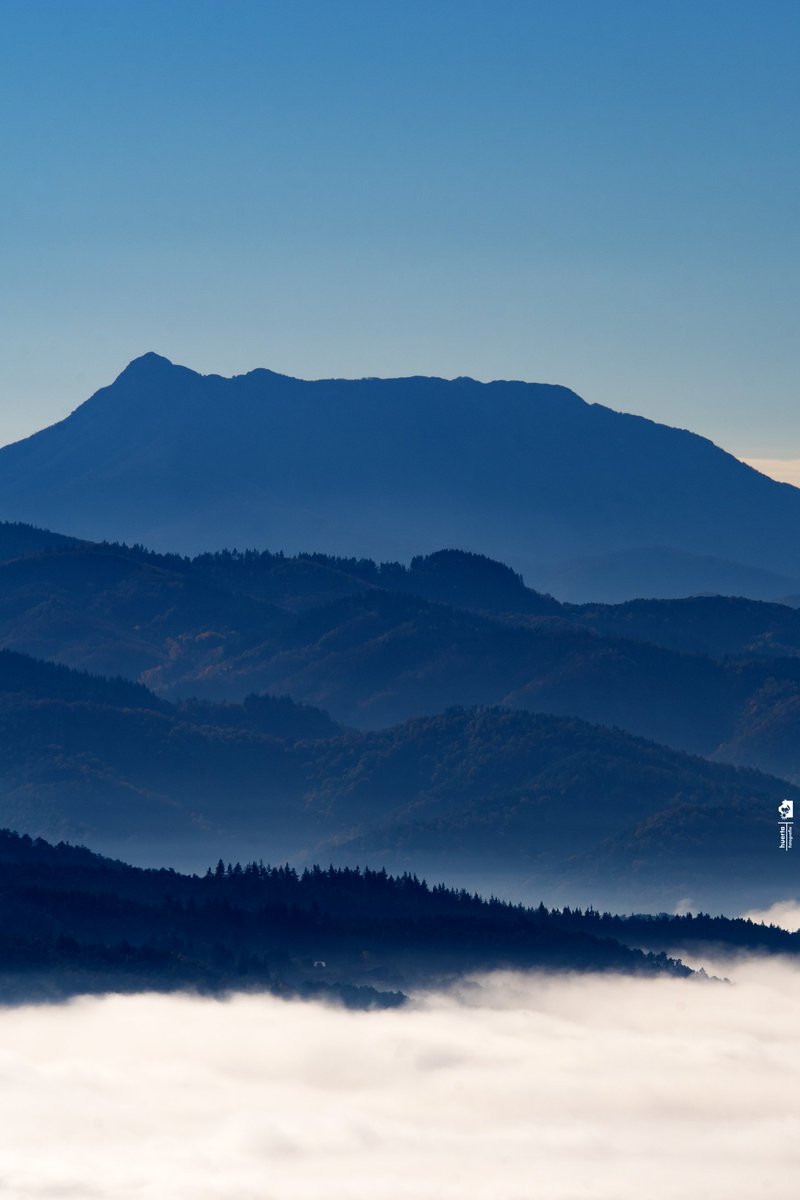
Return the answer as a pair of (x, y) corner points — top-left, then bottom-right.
(4, 827), (797, 1006)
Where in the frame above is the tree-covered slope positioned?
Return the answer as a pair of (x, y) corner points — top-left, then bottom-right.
(0, 829), (696, 1005)
(6, 531), (800, 779)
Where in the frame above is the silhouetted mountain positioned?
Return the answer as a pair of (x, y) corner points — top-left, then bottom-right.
(2, 354), (800, 600)
(0, 649), (795, 911)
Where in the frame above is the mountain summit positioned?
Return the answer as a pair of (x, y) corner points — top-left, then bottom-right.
(116, 350), (175, 377)
(0, 355), (797, 601)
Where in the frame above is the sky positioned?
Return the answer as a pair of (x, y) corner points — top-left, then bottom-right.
(1, 0), (798, 462)
(1, 960), (800, 1198)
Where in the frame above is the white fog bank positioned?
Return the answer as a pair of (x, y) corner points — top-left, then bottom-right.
(742, 898), (800, 931)
(1, 960), (800, 1199)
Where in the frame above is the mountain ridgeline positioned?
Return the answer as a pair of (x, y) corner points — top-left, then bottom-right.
(2, 354), (800, 601)
(4, 828), (800, 1005)
(3, 525), (800, 784)
(9, 827), (800, 1006)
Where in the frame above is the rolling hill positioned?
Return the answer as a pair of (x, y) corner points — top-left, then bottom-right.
(5, 528), (800, 780)
(0, 648), (795, 912)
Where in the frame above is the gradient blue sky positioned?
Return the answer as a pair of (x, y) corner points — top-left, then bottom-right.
(1, 0), (798, 462)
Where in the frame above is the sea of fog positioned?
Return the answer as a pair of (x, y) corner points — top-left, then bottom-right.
(1, 951), (799, 1199)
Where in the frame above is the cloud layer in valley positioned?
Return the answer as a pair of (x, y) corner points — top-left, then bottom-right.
(742, 898), (800, 931)
(1, 960), (799, 1199)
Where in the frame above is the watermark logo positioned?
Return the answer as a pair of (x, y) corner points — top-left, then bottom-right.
(779, 799), (794, 850)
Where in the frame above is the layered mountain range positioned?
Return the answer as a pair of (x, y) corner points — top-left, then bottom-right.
(1, 354), (798, 913)
(2, 354), (800, 601)
(0, 644), (795, 912)
(2, 526), (800, 782)
(0, 522), (798, 910)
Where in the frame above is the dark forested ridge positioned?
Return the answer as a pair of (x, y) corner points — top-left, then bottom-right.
(4, 527), (800, 780)
(6, 826), (798, 1006)
(2, 355), (800, 602)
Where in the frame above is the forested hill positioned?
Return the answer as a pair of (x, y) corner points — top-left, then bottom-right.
(0, 646), (796, 912)
(5, 521), (800, 664)
(1, 354), (800, 601)
(6, 529), (800, 781)
(0, 828), (689, 1005)
(2, 828), (799, 1006)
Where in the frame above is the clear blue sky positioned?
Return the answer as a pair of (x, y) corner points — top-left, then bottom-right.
(1, 0), (798, 458)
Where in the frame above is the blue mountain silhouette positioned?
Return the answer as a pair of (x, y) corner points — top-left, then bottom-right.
(0, 353), (797, 601)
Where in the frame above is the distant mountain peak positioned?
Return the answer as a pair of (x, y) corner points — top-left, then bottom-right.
(2, 357), (800, 600)
(116, 352), (180, 380)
